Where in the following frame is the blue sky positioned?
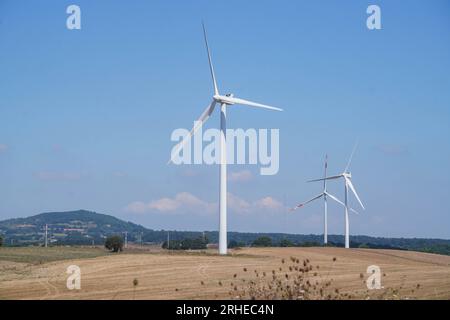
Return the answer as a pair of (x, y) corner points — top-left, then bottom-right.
(0, 0), (449, 238)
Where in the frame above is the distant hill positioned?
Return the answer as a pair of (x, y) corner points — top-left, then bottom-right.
(0, 210), (146, 246)
(0, 210), (449, 255)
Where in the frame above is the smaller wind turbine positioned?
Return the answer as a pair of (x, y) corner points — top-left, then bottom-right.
(308, 144), (365, 248)
(291, 155), (358, 245)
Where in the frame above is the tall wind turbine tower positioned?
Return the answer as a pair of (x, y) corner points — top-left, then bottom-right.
(169, 24), (282, 255)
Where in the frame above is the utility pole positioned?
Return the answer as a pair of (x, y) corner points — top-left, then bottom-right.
(45, 224), (48, 248)
(124, 231), (128, 249)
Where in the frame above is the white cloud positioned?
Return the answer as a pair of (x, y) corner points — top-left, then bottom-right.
(125, 192), (286, 215)
(125, 192), (216, 215)
(0, 144), (8, 153)
(230, 194), (285, 214)
(124, 201), (151, 214)
(34, 171), (82, 181)
(148, 197), (180, 212)
(228, 193), (252, 214)
(228, 170), (253, 182)
(254, 196), (284, 210)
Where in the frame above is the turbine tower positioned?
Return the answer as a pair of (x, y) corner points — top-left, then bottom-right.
(291, 155), (358, 245)
(44, 224), (48, 248)
(123, 231), (128, 249)
(169, 24), (282, 255)
(308, 144), (365, 248)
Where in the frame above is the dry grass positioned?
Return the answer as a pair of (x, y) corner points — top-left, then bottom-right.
(0, 247), (449, 300)
(0, 246), (110, 264)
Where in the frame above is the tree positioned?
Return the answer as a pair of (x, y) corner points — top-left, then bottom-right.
(299, 241), (321, 247)
(162, 240), (182, 250)
(0, 235), (3, 247)
(252, 236), (272, 247)
(162, 236), (207, 250)
(229, 240), (245, 248)
(105, 235), (123, 252)
(180, 237), (207, 250)
(279, 239), (295, 247)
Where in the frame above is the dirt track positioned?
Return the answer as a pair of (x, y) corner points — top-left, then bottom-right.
(0, 247), (449, 300)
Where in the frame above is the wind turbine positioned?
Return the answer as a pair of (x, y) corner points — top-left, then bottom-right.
(169, 24), (282, 255)
(308, 144), (365, 248)
(291, 155), (359, 245)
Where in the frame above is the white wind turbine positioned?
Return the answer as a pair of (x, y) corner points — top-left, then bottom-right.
(307, 144), (365, 248)
(169, 24), (283, 255)
(291, 155), (359, 245)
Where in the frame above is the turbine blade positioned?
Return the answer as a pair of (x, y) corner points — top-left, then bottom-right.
(344, 141), (359, 172)
(202, 23), (219, 95)
(326, 192), (359, 214)
(345, 177), (365, 210)
(326, 192), (360, 214)
(226, 96), (283, 112)
(307, 174), (342, 183)
(325, 192), (345, 207)
(290, 193), (324, 211)
(168, 101), (216, 164)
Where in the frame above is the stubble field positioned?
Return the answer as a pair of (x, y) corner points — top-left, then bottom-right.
(0, 246), (449, 300)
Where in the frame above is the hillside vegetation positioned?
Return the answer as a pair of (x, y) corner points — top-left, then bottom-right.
(0, 210), (449, 255)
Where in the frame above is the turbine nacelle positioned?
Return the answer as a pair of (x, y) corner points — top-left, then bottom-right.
(213, 94), (236, 105)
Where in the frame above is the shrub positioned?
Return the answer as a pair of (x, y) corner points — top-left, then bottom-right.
(279, 239), (295, 247)
(105, 235), (123, 252)
(299, 241), (321, 247)
(217, 257), (419, 300)
(229, 240), (245, 248)
(252, 236), (272, 247)
(162, 236), (207, 250)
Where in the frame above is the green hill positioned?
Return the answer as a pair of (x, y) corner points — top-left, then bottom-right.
(0, 210), (146, 246)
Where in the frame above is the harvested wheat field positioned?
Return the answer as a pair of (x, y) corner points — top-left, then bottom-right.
(0, 247), (449, 300)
